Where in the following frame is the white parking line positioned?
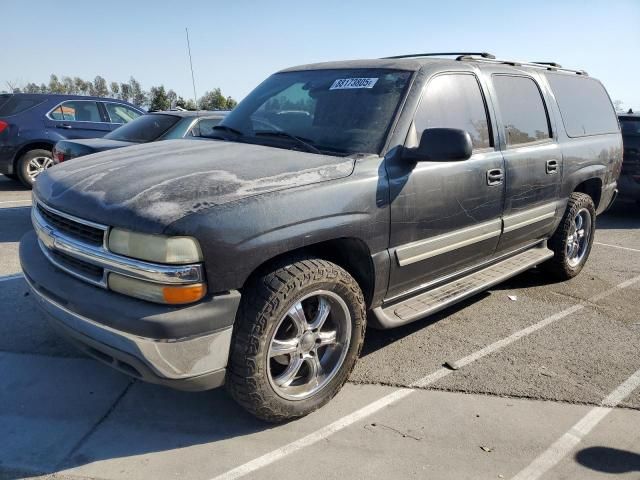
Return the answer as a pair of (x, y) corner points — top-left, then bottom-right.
(0, 199), (31, 205)
(211, 274), (640, 480)
(512, 367), (640, 480)
(0, 273), (24, 283)
(594, 241), (640, 253)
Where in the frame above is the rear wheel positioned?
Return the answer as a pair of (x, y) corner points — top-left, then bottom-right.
(227, 258), (366, 422)
(542, 192), (596, 280)
(17, 149), (53, 188)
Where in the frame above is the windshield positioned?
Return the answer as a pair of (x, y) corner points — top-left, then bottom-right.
(620, 117), (640, 137)
(218, 68), (412, 155)
(105, 114), (180, 143)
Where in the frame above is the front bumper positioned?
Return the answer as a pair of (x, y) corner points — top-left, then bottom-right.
(20, 231), (241, 391)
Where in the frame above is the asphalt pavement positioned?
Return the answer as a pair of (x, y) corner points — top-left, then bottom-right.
(1, 174), (639, 480)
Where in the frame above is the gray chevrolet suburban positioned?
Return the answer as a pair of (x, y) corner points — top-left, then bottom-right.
(20, 52), (622, 422)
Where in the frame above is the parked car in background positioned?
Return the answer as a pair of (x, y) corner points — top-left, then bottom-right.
(53, 110), (228, 163)
(0, 93), (145, 187)
(618, 111), (640, 204)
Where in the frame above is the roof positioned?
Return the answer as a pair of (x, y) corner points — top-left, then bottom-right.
(150, 110), (230, 118)
(2, 92), (127, 102)
(279, 53), (588, 76)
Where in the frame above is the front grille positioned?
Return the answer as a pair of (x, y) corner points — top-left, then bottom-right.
(37, 204), (104, 246)
(50, 250), (104, 281)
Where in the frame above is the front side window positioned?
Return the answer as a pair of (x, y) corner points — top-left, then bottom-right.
(492, 75), (551, 147)
(105, 114), (180, 142)
(218, 68), (412, 155)
(49, 101), (101, 122)
(414, 73), (492, 150)
(106, 103), (142, 124)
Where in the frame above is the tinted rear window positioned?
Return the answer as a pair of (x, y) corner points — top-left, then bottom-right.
(105, 114), (180, 143)
(492, 75), (551, 146)
(0, 96), (46, 116)
(546, 74), (618, 137)
(620, 117), (640, 137)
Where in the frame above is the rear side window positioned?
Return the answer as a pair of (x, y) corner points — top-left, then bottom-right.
(546, 74), (618, 137)
(0, 96), (46, 116)
(49, 101), (102, 122)
(492, 75), (551, 147)
(105, 103), (142, 124)
(105, 114), (180, 142)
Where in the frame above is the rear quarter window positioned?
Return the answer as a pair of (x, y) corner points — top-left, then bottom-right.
(0, 96), (46, 116)
(545, 74), (618, 137)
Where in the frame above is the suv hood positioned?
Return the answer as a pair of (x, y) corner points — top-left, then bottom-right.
(35, 139), (355, 232)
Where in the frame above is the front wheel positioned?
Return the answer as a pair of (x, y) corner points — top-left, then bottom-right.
(17, 149), (53, 188)
(226, 258), (366, 422)
(542, 192), (596, 280)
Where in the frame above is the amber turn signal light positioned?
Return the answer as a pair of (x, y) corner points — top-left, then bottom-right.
(162, 283), (207, 304)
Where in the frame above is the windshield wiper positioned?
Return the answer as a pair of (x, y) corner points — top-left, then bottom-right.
(254, 130), (322, 155)
(212, 125), (244, 136)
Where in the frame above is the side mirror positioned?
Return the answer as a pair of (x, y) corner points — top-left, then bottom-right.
(402, 128), (473, 162)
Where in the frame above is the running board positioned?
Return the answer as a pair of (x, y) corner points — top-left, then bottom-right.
(372, 247), (554, 329)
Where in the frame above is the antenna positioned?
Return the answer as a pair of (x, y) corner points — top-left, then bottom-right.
(185, 28), (198, 112)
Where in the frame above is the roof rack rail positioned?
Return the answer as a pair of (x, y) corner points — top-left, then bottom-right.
(456, 54), (588, 76)
(382, 52), (496, 60)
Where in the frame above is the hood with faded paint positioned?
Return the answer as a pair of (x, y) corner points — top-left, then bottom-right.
(35, 139), (355, 232)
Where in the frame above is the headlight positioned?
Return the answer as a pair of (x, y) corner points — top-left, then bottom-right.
(108, 273), (206, 304)
(108, 228), (203, 264)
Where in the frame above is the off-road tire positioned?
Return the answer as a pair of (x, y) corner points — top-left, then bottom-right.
(226, 258), (366, 422)
(17, 149), (53, 188)
(542, 192), (596, 280)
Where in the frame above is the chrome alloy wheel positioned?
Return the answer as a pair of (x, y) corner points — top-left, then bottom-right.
(26, 155), (53, 181)
(267, 290), (352, 400)
(566, 207), (592, 267)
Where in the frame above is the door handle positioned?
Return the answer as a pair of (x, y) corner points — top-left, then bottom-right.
(56, 123), (72, 129)
(546, 159), (558, 174)
(486, 168), (504, 186)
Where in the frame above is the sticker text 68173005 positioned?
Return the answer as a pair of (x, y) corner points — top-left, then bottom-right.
(329, 78), (379, 90)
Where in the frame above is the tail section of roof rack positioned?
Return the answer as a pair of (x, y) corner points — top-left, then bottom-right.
(456, 54), (588, 75)
(383, 52), (496, 60)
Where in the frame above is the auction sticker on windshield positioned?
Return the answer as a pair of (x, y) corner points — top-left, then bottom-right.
(330, 78), (379, 90)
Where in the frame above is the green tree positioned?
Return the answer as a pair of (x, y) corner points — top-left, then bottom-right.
(48, 74), (65, 94)
(61, 76), (75, 94)
(119, 82), (131, 102)
(93, 76), (109, 97)
(199, 88), (227, 110)
(167, 89), (177, 109)
(148, 85), (170, 111)
(225, 96), (237, 109)
(129, 77), (147, 107)
(110, 82), (120, 98)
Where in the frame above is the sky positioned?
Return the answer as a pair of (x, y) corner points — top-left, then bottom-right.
(2, 0), (639, 110)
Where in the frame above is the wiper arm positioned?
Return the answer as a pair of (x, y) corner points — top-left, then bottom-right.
(255, 130), (322, 155)
(212, 125), (244, 136)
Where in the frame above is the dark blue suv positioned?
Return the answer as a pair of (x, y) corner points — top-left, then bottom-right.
(0, 93), (145, 187)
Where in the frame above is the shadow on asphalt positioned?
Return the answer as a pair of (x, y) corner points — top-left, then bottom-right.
(0, 175), (29, 192)
(575, 446), (640, 474)
(597, 200), (640, 230)
(0, 206), (33, 242)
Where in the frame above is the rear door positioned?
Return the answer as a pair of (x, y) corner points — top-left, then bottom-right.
(487, 72), (563, 253)
(44, 100), (111, 139)
(385, 71), (505, 299)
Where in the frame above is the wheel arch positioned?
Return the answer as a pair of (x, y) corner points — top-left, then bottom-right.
(241, 237), (377, 309)
(13, 141), (55, 171)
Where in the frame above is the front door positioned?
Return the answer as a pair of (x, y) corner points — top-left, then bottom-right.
(487, 72), (563, 253)
(385, 71), (505, 299)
